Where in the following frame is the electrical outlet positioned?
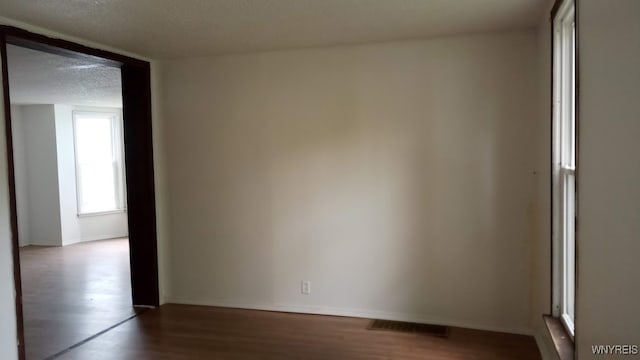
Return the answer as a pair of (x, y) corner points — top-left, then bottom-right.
(301, 280), (311, 295)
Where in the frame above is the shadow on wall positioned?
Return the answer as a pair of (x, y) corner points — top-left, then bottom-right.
(163, 32), (537, 332)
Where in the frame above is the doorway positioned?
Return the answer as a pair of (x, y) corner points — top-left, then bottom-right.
(0, 26), (159, 360)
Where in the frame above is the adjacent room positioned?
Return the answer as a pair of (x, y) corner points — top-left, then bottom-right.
(6, 44), (133, 359)
(0, 1), (638, 360)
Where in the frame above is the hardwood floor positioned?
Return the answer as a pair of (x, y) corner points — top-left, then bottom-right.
(20, 238), (136, 360)
(20, 239), (541, 359)
(57, 304), (542, 360)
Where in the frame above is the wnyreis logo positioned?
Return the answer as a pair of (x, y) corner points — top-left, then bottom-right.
(592, 345), (639, 355)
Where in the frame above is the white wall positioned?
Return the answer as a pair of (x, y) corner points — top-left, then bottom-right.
(577, 0), (640, 358)
(54, 105), (128, 246)
(10, 106), (30, 247)
(0, 58), (19, 360)
(152, 61), (171, 304)
(10, 104), (128, 247)
(161, 31), (538, 334)
(54, 104), (81, 245)
(19, 105), (63, 246)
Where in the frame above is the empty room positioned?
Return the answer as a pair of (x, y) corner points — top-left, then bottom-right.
(0, 1), (638, 359)
(6, 44), (134, 360)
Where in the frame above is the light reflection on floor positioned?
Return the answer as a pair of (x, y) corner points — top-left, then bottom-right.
(19, 238), (136, 360)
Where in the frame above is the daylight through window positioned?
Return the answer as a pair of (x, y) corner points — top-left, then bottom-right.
(73, 111), (125, 215)
(551, 0), (576, 338)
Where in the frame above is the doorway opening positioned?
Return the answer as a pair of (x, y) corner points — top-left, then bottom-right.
(0, 26), (159, 360)
(7, 43), (135, 360)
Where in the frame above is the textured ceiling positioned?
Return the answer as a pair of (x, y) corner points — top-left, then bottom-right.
(6, 44), (122, 107)
(0, 0), (545, 59)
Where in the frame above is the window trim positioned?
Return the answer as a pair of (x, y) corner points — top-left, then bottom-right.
(72, 109), (126, 216)
(550, 0), (577, 347)
(77, 209), (126, 218)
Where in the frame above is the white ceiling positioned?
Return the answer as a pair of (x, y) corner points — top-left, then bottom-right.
(6, 44), (122, 107)
(0, 0), (545, 59)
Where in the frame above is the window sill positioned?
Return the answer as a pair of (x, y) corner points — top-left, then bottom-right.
(77, 209), (126, 218)
(544, 315), (574, 360)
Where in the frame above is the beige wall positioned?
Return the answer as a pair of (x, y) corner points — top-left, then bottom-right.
(0, 56), (19, 360)
(10, 106), (29, 247)
(577, 0), (640, 358)
(13, 105), (63, 246)
(161, 31), (538, 334)
(530, 1), (556, 359)
(151, 62), (171, 304)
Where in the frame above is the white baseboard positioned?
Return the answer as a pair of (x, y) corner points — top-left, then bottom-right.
(166, 297), (532, 336)
(63, 234), (128, 246)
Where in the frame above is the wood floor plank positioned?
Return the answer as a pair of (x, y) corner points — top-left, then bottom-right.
(58, 304), (541, 360)
(20, 238), (136, 360)
(20, 238), (541, 359)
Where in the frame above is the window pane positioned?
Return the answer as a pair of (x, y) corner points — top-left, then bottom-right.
(75, 116), (113, 164)
(75, 114), (119, 214)
(552, 0), (576, 336)
(570, 23), (576, 168)
(562, 171), (575, 324)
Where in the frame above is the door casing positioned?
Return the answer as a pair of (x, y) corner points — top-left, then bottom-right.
(0, 25), (160, 360)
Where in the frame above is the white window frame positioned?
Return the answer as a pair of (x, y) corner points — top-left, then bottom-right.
(72, 109), (126, 216)
(551, 0), (576, 339)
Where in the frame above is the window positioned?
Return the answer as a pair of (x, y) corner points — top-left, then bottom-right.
(552, 0), (576, 338)
(73, 110), (126, 215)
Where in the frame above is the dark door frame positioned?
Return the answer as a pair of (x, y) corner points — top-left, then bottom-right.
(0, 25), (160, 360)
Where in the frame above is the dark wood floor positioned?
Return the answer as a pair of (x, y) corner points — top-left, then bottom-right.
(57, 304), (542, 360)
(20, 239), (541, 359)
(20, 238), (136, 360)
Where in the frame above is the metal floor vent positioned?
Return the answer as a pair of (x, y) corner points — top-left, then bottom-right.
(368, 319), (449, 337)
